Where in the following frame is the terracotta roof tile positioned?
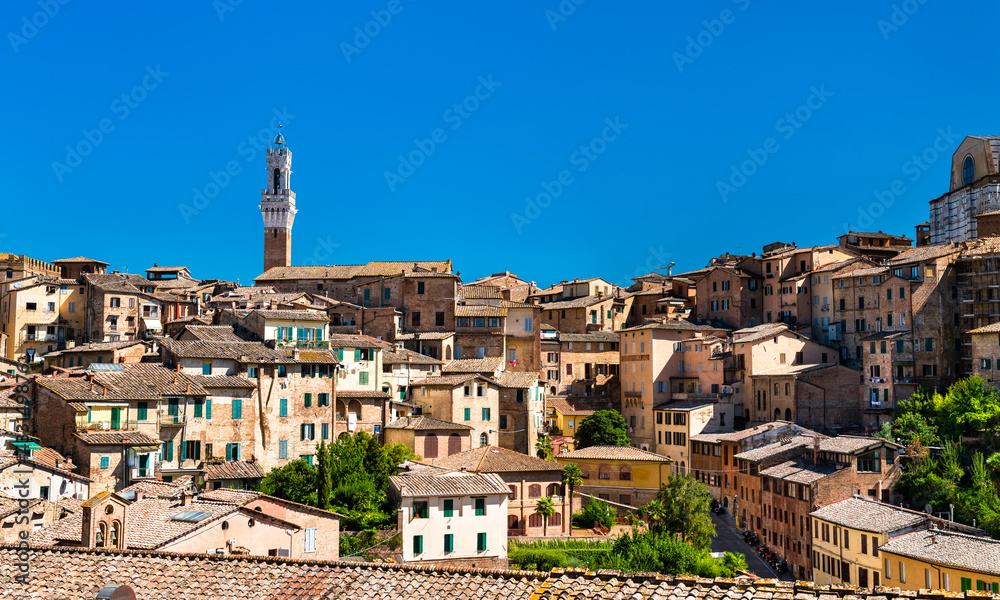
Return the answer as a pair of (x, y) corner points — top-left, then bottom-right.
(557, 445), (671, 462)
(432, 446), (563, 472)
(442, 357), (503, 374)
(385, 416), (473, 431)
(810, 497), (927, 533)
(455, 304), (508, 317)
(390, 471), (510, 497)
(878, 528), (1000, 575)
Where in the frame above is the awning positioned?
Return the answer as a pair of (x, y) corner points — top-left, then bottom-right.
(142, 318), (162, 330)
(129, 444), (162, 452)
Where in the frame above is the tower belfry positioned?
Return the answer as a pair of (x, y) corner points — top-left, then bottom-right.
(260, 128), (297, 272)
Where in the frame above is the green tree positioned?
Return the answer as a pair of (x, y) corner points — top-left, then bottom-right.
(938, 376), (1000, 438)
(259, 458), (317, 505)
(574, 410), (630, 449)
(536, 496), (556, 536)
(536, 435), (554, 459)
(653, 475), (716, 549)
(875, 411), (939, 447)
(576, 498), (615, 530)
(316, 440), (332, 510)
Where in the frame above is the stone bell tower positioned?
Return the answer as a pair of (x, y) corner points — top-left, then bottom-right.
(260, 128), (297, 272)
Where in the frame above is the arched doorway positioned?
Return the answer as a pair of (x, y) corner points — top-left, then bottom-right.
(508, 515), (519, 531)
(784, 408), (792, 421)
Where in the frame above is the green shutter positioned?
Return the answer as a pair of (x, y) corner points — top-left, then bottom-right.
(443, 499), (453, 517)
(194, 399), (203, 418)
(338, 348), (344, 360)
(444, 534), (453, 552)
(304, 393), (312, 408)
(359, 371), (369, 385)
(475, 498), (485, 516)
(301, 424), (306, 440)
(232, 398), (242, 419)
(355, 348), (361, 361)
(225, 443), (232, 462)
(111, 407), (121, 430)
(413, 535), (422, 555)
(137, 402), (148, 421)
(962, 578), (972, 592)
(164, 441), (173, 462)
(181, 441), (188, 461)
(464, 408), (471, 421)
(280, 398), (288, 416)
(322, 423), (329, 439)
(206, 398), (212, 419)
(477, 532), (486, 551)
(279, 440), (288, 459)
(315, 328), (323, 341)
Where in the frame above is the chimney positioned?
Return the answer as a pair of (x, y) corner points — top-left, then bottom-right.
(134, 490), (144, 502)
(293, 348), (300, 361)
(102, 385), (107, 398)
(90, 382), (95, 393)
(180, 492), (191, 507)
(55, 457), (64, 469)
(186, 383), (191, 394)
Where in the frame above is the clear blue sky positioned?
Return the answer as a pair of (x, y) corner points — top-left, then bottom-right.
(3, 1), (997, 287)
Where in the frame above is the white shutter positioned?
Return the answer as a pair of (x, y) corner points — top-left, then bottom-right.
(305, 528), (316, 553)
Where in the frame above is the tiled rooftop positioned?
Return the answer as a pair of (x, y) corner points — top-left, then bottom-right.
(455, 304), (508, 318)
(179, 325), (249, 342)
(385, 416), (473, 431)
(203, 459), (266, 481)
(557, 445), (671, 462)
(810, 497), (928, 533)
(4, 547), (961, 600)
(253, 309), (329, 322)
(492, 371), (540, 388)
(879, 528), (1000, 576)
(390, 471), (510, 497)
(432, 446), (563, 473)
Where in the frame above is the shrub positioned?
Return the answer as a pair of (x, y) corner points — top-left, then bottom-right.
(575, 499), (615, 530)
(509, 547), (569, 572)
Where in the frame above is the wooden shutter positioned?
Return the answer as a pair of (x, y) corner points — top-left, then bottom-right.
(206, 398), (212, 419)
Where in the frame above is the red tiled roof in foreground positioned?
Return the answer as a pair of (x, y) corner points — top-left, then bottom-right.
(0, 546), (988, 600)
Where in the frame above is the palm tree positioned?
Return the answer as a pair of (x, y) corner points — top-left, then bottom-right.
(638, 499), (666, 534)
(536, 496), (556, 537)
(561, 464), (583, 536)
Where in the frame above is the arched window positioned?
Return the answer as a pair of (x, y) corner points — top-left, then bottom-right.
(448, 433), (462, 455)
(528, 484), (542, 498)
(446, 346), (452, 360)
(774, 383), (780, 395)
(479, 432), (488, 447)
(784, 383), (790, 396)
(96, 522), (107, 547)
(348, 400), (362, 420)
(619, 465), (632, 481)
(550, 512), (562, 526)
(680, 461), (686, 476)
(508, 515), (519, 530)
(785, 408), (792, 421)
(110, 521), (121, 549)
(528, 513), (543, 527)
(774, 408), (781, 421)
(598, 465), (611, 480)
(273, 168), (282, 192)
(963, 155), (975, 186)
(546, 483), (561, 497)
(578, 463), (591, 478)
(508, 485), (517, 500)
(423, 434), (438, 459)
(336, 401), (347, 421)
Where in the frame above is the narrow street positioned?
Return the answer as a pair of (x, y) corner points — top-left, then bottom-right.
(709, 513), (781, 579)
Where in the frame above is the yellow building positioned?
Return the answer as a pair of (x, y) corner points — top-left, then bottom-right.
(653, 402), (728, 475)
(810, 497), (926, 588)
(0, 277), (86, 362)
(555, 445), (671, 509)
(545, 396), (595, 438)
(880, 528), (1000, 593)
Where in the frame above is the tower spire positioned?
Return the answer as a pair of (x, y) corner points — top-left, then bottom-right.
(259, 126), (296, 272)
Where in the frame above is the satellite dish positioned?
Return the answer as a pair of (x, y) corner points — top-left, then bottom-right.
(12, 282), (20, 289)
(924, 503), (933, 514)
